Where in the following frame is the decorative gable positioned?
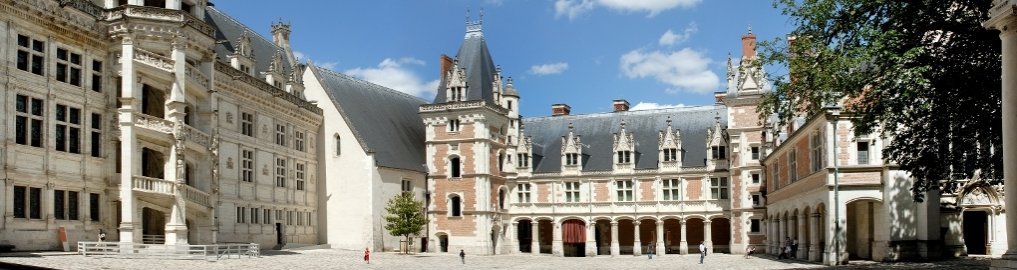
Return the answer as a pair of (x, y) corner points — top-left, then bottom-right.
(658, 116), (683, 170)
(561, 123), (583, 174)
(613, 121), (636, 171)
(445, 60), (468, 102)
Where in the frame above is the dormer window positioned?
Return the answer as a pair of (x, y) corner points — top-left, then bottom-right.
(449, 87), (465, 102)
(663, 148), (679, 162)
(517, 153), (530, 167)
(616, 151), (632, 164)
(711, 145), (727, 160)
(565, 153), (579, 166)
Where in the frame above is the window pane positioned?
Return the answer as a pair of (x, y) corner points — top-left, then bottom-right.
(17, 35), (28, 47)
(31, 55), (44, 75)
(90, 193), (100, 221)
(69, 191), (79, 220)
(31, 98), (43, 116)
(31, 119), (43, 147)
(13, 186), (26, 218)
(54, 190), (65, 220)
(17, 50), (28, 71)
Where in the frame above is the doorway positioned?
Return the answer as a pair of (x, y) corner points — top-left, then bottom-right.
(275, 223), (284, 245)
(438, 234), (449, 252)
(963, 211), (988, 255)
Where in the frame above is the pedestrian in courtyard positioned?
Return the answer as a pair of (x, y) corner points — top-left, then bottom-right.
(792, 239), (799, 259)
(97, 229), (106, 242)
(460, 249), (466, 264)
(744, 246), (755, 259)
(646, 242), (653, 259)
(364, 247), (370, 264)
(699, 241), (706, 264)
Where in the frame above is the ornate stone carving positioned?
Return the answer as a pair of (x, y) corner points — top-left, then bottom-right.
(962, 187), (993, 206)
(226, 157), (234, 169)
(225, 112), (233, 124)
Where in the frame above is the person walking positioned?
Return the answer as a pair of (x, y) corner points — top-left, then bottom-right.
(97, 229), (106, 242)
(646, 242), (654, 259)
(699, 242), (706, 264)
(364, 247), (370, 264)
(792, 239), (799, 259)
(459, 249), (466, 264)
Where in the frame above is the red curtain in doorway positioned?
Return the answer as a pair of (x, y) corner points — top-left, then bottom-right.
(562, 220), (586, 244)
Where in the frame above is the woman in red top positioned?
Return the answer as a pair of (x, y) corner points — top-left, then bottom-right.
(364, 247), (370, 264)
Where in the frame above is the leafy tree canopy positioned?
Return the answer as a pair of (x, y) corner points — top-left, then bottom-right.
(384, 192), (428, 254)
(757, 0), (1002, 201)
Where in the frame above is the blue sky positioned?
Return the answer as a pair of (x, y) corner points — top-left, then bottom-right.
(213, 0), (793, 118)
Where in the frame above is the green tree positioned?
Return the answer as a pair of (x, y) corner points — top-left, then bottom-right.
(384, 192), (428, 254)
(756, 0), (1002, 201)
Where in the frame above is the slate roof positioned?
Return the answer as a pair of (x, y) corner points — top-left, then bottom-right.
(432, 34), (498, 104)
(308, 65), (428, 173)
(522, 106), (727, 173)
(204, 7), (293, 76)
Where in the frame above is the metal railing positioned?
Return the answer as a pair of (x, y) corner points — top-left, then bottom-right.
(77, 242), (260, 260)
(142, 234), (165, 244)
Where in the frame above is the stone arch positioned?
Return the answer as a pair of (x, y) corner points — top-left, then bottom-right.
(512, 216), (534, 223)
(434, 232), (450, 252)
(561, 218), (587, 257)
(684, 216), (706, 250)
(497, 186), (508, 210)
(447, 155), (462, 178)
(958, 180), (1002, 207)
(709, 216), (732, 253)
(636, 216), (659, 222)
(613, 216), (636, 222)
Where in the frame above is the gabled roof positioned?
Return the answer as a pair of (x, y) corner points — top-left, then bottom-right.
(308, 65), (428, 173)
(432, 29), (498, 104)
(523, 106), (727, 173)
(204, 7), (293, 76)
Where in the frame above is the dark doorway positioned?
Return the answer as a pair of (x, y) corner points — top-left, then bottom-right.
(438, 234), (449, 252)
(963, 211), (988, 255)
(420, 237), (428, 253)
(275, 223), (284, 245)
(517, 220), (533, 253)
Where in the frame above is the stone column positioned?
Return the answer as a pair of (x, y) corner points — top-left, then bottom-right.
(777, 217), (783, 254)
(704, 220), (713, 254)
(798, 213), (807, 259)
(585, 222), (597, 257)
(656, 220), (665, 256)
(985, 1), (1017, 263)
(610, 221), (620, 256)
(679, 219), (688, 254)
(118, 35), (138, 245)
(164, 40), (188, 246)
(552, 221), (563, 256)
(531, 221), (540, 254)
(809, 213), (821, 261)
(633, 221), (642, 256)
(770, 218), (777, 254)
(506, 222), (518, 254)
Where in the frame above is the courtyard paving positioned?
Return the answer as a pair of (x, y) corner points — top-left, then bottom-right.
(0, 249), (993, 269)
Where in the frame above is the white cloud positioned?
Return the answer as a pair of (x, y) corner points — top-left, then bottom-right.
(555, 0), (595, 20)
(485, 0), (506, 6)
(344, 57), (439, 98)
(659, 22), (698, 46)
(529, 62), (570, 75)
(555, 0), (700, 19)
(630, 102), (686, 111)
(293, 51), (306, 61)
(619, 48), (720, 93)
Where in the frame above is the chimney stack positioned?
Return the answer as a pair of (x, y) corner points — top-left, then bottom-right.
(612, 99), (630, 112)
(741, 28), (757, 58)
(552, 104), (571, 117)
(439, 54), (454, 87)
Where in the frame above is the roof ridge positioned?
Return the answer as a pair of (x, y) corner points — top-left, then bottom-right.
(526, 105), (724, 122)
(206, 6), (284, 55)
(312, 65), (427, 103)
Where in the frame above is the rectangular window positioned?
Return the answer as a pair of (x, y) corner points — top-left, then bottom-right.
(89, 193), (100, 221)
(448, 119), (460, 132)
(516, 153), (530, 167)
(564, 182), (580, 202)
(90, 113), (101, 157)
(711, 145), (727, 160)
(750, 219), (761, 233)
(251, 208), (259, 224)
(287, 211), (293, 226)
(752, 194), (761, 206)
(295, 162), (306, 191)
(56, 48), (83, 86)
(30, 187), (42, 219)
(616, 180), (633, 201)
(240, 112), (254, 137)
(307, 212), (312, 227)
(241, 149), (254, 182)
(710, 177), (729, 200)
(276, 157), (287, 187)
(788, 150), (798, 182)
(857, 141), (870, 165)
(662, 179), (680, 201)
(54, 190), (66, 220)
(516, 183), (531, 203)
(275, 124), (286, 146)
(616, 150), (631, 164)
(16, 34), (45, 76)
(13, 186), (26, 218)
(236, 207), (245, 223)
(751, 146), (760, 160)
(68, 191), (79, 220)
(773, 162), (780, 189)
(401, 179), (412, 193)
(295, 131), (305, 152)
(334, 134), (341, 156)
(55, 104), (82, 153)
(751, 173), (760, 184)
(263, 209), (271, 224)
(91, 60), (103, 92)
(663, 148), (679, 162)
(15, 95), (45, 147)
(565, 153), (580, 166)
(811, 132), (824, 172)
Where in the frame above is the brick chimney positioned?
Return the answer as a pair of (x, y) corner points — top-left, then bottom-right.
(552, 104), (571, 116)
(612, 99), (630, 112)
(741, 28), (757, 58)
(439, 54), (454, 85)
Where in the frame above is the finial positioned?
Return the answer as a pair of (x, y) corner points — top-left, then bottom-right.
(465, 9), (470, 24)
(479, 8), (485, 22)
(666, 115), (672, 126)
(568, 122), (574, 131)
(507, 76), (513, 85)
(747, 24), (752, 33)
(620, 120), (626, 129)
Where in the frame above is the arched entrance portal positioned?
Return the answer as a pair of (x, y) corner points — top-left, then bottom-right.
(561, 219), (586, 257)
(710, 217), (731, 253)
(663, 219), (682, 254)
(517, 220), (533, 253)
(963, 210), (989, 255)
(538, 220), (553, 254)
(686, 218), (705, 253)
(437, 234), (449, 252)
(595, 219), (611, 255)
(846, 199), (884, 260)
(141, 207), (166, 244)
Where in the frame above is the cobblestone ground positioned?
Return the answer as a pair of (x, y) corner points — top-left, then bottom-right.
(0, 249), (993, 270)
